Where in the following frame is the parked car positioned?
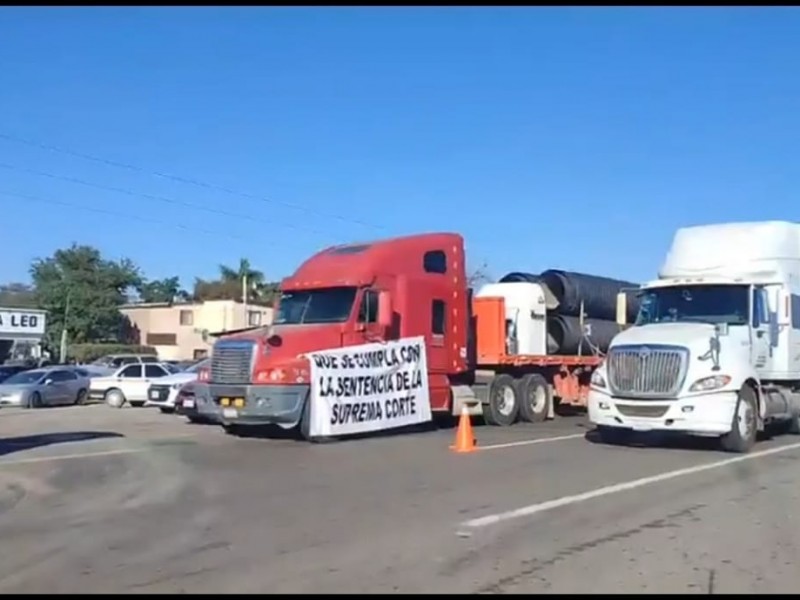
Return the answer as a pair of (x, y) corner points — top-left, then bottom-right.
(0, 364), (33, 383)
(145, 358), (210, 413)
(89, 363), (175, 408)
(89, 354), (160, 369)
(70, 365), (116, 378)
(175, 381), (219, 424)
(0, 366), (89, 408)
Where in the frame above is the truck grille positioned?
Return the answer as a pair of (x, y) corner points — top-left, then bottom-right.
(211, 339), (255, 385)
(607, 345), (688, 398)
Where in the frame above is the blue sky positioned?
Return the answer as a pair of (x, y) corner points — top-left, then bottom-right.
(0, 7), (798, 289)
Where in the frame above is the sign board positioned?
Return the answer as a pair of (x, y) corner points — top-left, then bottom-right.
(307, 336), (431, 438)
(0, 309), (47, 336)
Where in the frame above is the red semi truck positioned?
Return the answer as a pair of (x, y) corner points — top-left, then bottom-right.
(195, 232), (635, 441)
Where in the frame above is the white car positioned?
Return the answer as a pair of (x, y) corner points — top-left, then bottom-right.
(145, 359), (209, 413)
(89, 362), (179, 408)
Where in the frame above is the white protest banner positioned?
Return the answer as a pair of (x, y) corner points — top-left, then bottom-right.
(308, 336), (431, 437)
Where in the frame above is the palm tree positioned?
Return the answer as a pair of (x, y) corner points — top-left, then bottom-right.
(218, 258), (266, 302)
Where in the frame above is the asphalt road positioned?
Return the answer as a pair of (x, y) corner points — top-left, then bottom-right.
(0, 405), (798, 593)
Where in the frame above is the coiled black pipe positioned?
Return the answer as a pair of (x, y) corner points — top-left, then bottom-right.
(546, 315), (622, 355)
(540, 269), (640, 322)
(498, 272), (542, 284)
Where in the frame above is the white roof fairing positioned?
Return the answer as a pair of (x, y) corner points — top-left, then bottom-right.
(658, 221), (800, 283)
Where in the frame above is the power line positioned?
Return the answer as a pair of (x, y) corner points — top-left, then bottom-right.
(0, 162), (338, 241)
(0, 188), (250, 244)
(0, 131), (387, 232)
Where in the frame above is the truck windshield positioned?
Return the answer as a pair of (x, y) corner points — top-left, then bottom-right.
(276, 287), (357, 325)
(636, 284), (749, 326)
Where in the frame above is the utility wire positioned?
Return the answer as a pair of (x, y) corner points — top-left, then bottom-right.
(0, 162), (337, 241)
(0, 131), (386, 232)
(0, 188), (258, 245)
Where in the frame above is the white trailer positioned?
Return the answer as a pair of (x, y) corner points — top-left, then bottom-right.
(588, 221), (800, 453)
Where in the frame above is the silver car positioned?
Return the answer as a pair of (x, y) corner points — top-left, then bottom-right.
(0, 367), (90, 408)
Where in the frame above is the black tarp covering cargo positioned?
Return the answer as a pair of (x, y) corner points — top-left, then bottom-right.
(539, 269), (640, 322)
(546, 315), (622, 355)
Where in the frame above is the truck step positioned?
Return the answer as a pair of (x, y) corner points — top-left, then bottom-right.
(451, 384), (482, 416)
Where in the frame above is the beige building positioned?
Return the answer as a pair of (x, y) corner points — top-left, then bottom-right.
(120, 300), (274, 361)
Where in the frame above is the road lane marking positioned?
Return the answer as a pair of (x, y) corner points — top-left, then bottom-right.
(462, 440), (800, 529)
(478, 433), (585, 451)
(0, 447), (146, 466)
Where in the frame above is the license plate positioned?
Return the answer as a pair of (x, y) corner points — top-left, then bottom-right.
(182, 399), (195, 408)
(222, 408), (238, 419)
(149, 390), (159, 400)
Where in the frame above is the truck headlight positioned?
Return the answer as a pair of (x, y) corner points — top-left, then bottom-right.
(689, 375), (731, 392)
(591, 370), (606, 388)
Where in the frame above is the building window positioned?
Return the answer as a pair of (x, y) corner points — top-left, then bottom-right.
(423, 250), (447, 274)
(179, 310), (194, 326)
(432, 300), (445, 335)
(248, 311), (262, 327)
(358, 289), (378, 323)
(193, 349), (208, 360)
(146, 332), (177, 346)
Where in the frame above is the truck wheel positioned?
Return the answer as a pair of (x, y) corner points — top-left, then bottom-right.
(720, 386), (758, 453)
(483, 374), (519, 426)
(517, 374), (551, 423)
(787, 406), (800, 435)
(299, 399), (337, 444)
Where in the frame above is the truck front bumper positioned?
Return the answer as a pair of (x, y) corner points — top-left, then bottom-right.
(188, 384), (222, 423)
(207, 383), (309, 428)
(587, 388), (738, 436)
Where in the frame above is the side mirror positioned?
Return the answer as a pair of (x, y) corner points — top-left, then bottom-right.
(43, 378), (53, 386)
(615, 292), (627, 326)
(378, 291), (393, 328)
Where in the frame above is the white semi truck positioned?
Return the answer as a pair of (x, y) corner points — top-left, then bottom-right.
(588, 221), (800, 453)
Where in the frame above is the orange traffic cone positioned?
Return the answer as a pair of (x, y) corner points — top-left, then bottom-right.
(450, 405), (477, 453)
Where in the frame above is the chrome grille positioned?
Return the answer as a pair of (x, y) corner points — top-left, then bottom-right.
(616, 404), (669, 418)
(210, 339), (255, 385)
(607, 345), (688, 398)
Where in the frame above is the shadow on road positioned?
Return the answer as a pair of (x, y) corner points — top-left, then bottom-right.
(0, 431), (125, 457)
(584, 428), (724, 452)
(220, 411), (593, 443)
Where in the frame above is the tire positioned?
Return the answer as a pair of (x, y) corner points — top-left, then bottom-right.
(720, 385), (758, 453)
(482, 374), (520, 426)
(105, 388), (126, 409)
(74, 389), (87, 406)
(27, 392), (42, 409)
(517, 374), (551, 423)
(596, 425), (632, 446)
(787, 407), (800, 435)
(299, 398), (337, 443)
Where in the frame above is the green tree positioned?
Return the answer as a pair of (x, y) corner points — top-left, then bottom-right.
(137, 276), (190, 303)
(30, 244), (142, 347)
(0, 282), (38, 308)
